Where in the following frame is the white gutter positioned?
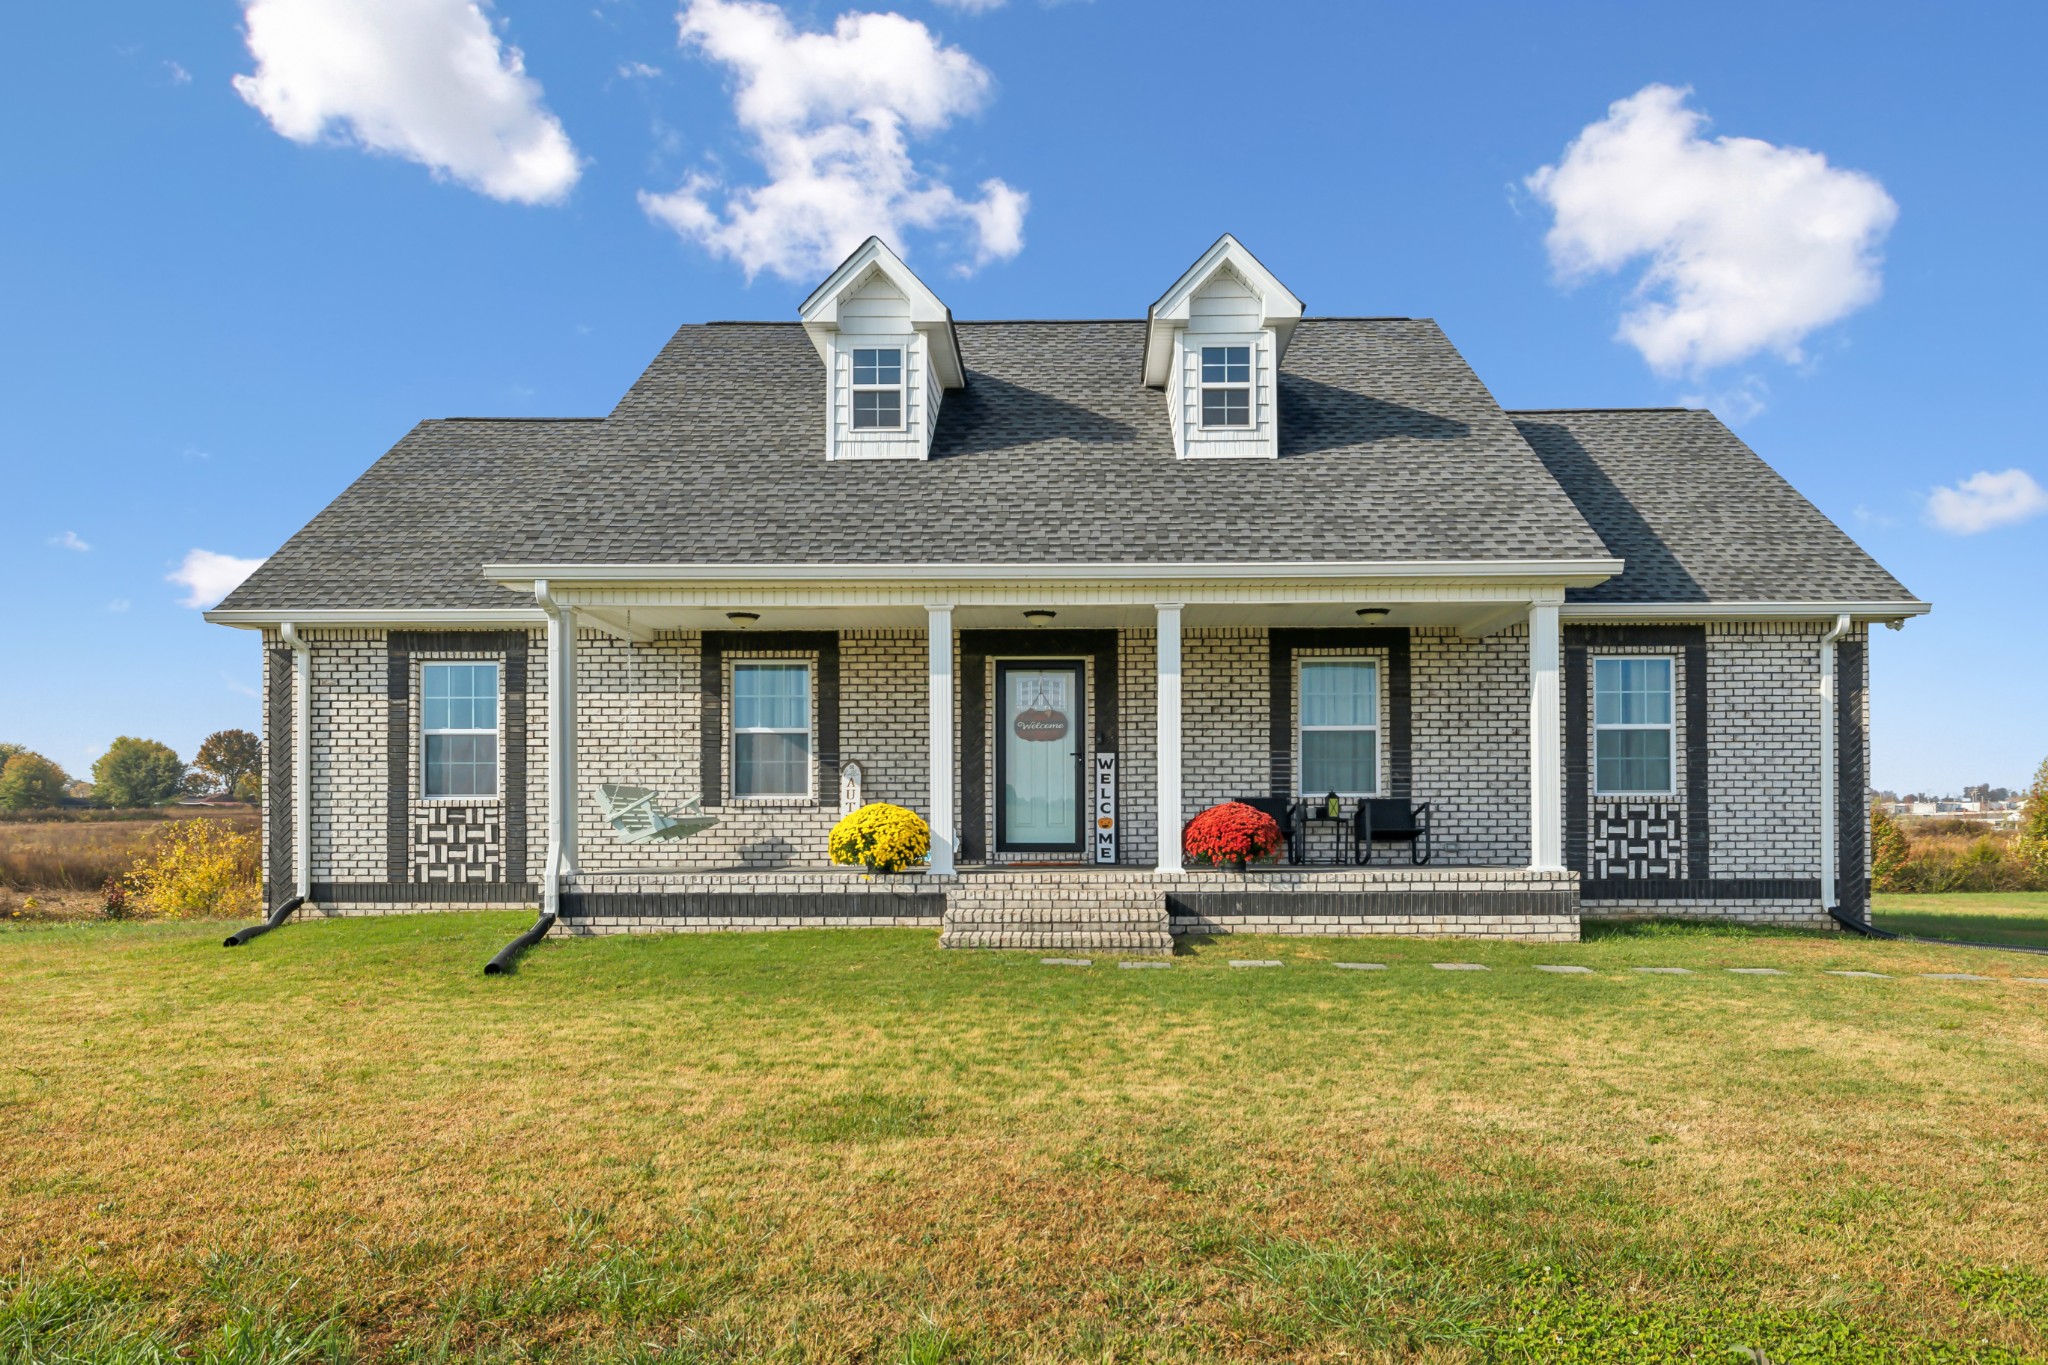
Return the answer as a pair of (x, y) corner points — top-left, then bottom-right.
(206, 607), (546, 631)
(279, 622), (313, 901)
(1818, 612), (1852, 913)
(1563, 600), (1930, 624)
(483, 557), (1626, 588)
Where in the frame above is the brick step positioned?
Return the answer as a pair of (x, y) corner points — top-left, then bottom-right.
(939, 928), (1173, 952)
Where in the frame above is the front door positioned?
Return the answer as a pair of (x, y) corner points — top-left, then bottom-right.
(995, 660), (1085, 854)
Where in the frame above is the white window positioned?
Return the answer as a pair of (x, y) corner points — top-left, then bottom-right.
(850, 347), (903, 430)
(422, 662), (498, 798)
(1199, 345), (1252, 428)
(1594, 657), (1674, 795)
(733, 662), (812, 798)
(1299, 660), (1379, 796)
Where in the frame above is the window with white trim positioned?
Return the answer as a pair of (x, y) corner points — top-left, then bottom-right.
(421, 662), (499, 798)
(732, 662), (812, 797)
(850, 347), (903, 430)
(1199, 345), (1251, 427)
(1299, 659), (1379, 796)
(1593, 657), (1674, 795)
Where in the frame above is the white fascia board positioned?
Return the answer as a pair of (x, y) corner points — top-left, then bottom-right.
(1559, 600), (1932, 624)
(484, 558), (1624, 589)
(203, 607), (547, 631)
(1143, 233), (1306, 386)
(798, 236), (964, 388)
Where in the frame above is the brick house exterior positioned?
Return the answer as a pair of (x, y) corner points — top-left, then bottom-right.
(215, 236), (1923, 949)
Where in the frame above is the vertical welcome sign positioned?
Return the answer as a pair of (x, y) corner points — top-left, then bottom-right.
(1094, 752), (1117, 864)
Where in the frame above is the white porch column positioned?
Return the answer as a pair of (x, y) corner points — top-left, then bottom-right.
(1527, 602), (1563, 871)
(926, 604), (956, 875)
(542, 585), (579, 877)
(1155, 602), (1184, 874)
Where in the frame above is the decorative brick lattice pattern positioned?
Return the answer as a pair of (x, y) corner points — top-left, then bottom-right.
(1592, 802), (1679, 879)
(413, 804), (501, 881)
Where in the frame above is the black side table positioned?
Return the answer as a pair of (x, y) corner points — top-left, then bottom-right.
(1297, 804), (1356, 866)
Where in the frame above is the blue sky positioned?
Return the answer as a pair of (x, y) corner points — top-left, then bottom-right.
(4, 0), (2043, 795)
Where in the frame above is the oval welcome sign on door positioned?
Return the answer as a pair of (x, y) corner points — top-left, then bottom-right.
(1014, 707), (1068, 741)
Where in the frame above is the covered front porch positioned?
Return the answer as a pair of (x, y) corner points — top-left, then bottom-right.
(492, 560), (1607, 944)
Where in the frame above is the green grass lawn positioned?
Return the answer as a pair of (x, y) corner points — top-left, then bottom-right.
(4, 915), (2048, 1363)
(1873, 891), (2048, 949)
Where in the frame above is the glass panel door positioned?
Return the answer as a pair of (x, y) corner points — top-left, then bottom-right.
(997, 661), (1083, 852)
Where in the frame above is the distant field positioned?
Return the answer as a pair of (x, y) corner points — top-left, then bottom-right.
(2, 915), (2045, 1361)
(0, 808), (257, 917)
(1873, 891), (2048, 949)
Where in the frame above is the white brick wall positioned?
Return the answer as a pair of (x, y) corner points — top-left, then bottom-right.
(1708, 622), (1823, 878)
(1411, 626), (1529, 866)
(306, 630), (387, 880)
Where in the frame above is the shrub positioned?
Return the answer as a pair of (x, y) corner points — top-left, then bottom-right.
(100, 876), (130, 920)
(91, 737), (185, 808)
(2020, 756), (2048, 882)
(829, 803), (931, 874)
(1184, 801), (1283, 868)
(0, 752), (69, 811)
(122, 816), (260, 919)
(1870, 804), (1910, 892)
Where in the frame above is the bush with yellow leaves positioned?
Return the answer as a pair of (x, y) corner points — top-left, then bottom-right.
(123, 816), (261, 920)
(828, 802), (931, 874)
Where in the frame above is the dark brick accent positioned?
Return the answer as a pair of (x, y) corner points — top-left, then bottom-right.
(312, 881), (539, 905)
(265, 646), (294, 900)
(386, 631), (530, 883)
(1167, 888), (1579, 919)
(1564, 625), (1707, 880)
(560, 889), (944, 919)
(700, 631), (840, 808)
(1268, 628), (1410, 800)
(1837, 638), (1868, 921)
(1580, 877), (1821, 902)
(958, 629), (1118, 863)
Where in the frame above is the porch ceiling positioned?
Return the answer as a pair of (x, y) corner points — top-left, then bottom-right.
(577, 599), (1532, 639)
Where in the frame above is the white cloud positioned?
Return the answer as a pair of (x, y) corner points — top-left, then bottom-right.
(1924, 469), (2048, 535)
(168, 549), (265, 609)
(932, 0), (1008, 10)
(640, 0), (1027, 280)
(223, 673), (261, 699)
(164, 60), (193, 85)
(106, 599), (132, 613)
(49, 531), (90, 552)
(1677, 374), (1768, 425)
(1526, 84), (1897, 376)
(233, 0), (581, 205)
(618, 60), (663, 79)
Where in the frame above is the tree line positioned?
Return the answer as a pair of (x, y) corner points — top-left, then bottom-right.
(0, 730), (262, 812)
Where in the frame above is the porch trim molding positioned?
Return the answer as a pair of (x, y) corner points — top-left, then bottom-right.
(485, 558), (1623, 587)
(1560, 600), (1929, 623)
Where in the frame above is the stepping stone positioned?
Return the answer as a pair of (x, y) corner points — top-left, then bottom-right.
(1826, 970), (1889, 978)
(1334, 962), (1387, 971)
(1119, 960), (1170, 970)
(1634, 967), (1692, 974)
(1920, 973), (1991, 982)
(1040, 958), (1091, 967)
(1535, 964), (1593, 974)
(1230, 959), (1282, 968)
(2017, 978), (2048, 986)
(1727, 968), (1788, 975)
(1432, 963), (1488, 971)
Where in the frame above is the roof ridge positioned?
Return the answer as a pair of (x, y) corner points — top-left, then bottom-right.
(432, 415), (605, 423)
(1509, 407), (1696, 415)
(693, 316), (1420, 327)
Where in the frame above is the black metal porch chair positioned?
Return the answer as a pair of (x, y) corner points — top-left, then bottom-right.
(1355, 798), (1432, 866)
(1232, 796), (1304, 864)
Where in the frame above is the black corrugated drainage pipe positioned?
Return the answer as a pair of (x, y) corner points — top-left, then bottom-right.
(1830, 906), (1897, 940)
(224, 895), (306, 948)
(484, 910), (557, 976)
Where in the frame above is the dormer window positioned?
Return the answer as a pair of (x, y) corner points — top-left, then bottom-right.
(1199, 346), (1252, 427)
(850, 347), (904, 430)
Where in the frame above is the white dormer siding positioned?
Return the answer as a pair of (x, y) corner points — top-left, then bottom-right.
(1143, 234), (1304, 461)
(800, 237), (966, 462)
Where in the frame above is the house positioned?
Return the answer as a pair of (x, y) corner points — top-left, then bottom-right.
(207, 235), (1926, 950)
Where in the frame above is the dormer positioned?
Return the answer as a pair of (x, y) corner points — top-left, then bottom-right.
(1142, 234), (1304, 460)
(800, 237), (965, 461)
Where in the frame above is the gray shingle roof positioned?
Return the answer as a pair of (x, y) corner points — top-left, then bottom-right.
(1512, 409), (1917, 605)
(217, 319), (1913, 614)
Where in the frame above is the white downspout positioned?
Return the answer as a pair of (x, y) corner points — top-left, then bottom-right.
(534, 580), (574, 918)
(1819, 613), (1852, 912)
(279, 622), (313, 901)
